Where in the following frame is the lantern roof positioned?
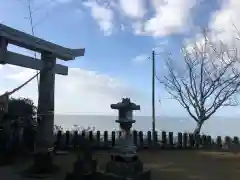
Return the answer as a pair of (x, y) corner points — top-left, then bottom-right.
(110, 98), (140, 110)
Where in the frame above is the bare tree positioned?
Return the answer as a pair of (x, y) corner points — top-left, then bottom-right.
(158, 33), (240, 134)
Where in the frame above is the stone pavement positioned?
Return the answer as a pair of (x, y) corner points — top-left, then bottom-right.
(0, 166), (23, 180)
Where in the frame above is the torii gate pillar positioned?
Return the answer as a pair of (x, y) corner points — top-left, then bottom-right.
(36, 52), (56, 151)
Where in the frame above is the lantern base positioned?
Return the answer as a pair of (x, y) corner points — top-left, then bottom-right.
(97, 161), (151, 180)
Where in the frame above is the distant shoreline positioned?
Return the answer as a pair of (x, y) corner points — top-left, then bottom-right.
(53, 115), (240, 138)
(54, 114), (237, 119)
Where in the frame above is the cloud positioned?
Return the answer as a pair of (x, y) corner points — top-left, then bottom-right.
(119, 0), (146, 19)
(2, 0), (197, 37)
(128, 0), (196, 37)
(80, 0), (196, 37)
(183, 33), (205, 53)
(154, 39), (169, 53)
(132, 54), (149, 63)
(83, 1), (114, 36)
(136, 0), (196, 37)
(184, 0), (240, 58)
(0, 64), (147, 115)
(209, 0), (240, 44)
(3, 0), (197, 37)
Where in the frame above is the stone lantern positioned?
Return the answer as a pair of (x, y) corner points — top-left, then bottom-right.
(97, 98), (151, 180)
(110, 98), (140, 161)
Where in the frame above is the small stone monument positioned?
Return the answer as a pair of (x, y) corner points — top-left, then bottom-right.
(65, 136), (97, 180)
(97, 98), (151, 180)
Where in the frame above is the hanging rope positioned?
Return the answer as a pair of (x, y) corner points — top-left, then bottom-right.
(7, 71), (40, 95)
(0, 71), (40, 116)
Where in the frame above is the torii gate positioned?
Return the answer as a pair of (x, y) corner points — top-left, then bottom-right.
(0, 23), (85, 153)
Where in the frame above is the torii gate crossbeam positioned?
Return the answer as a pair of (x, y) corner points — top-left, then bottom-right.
(0, 23), (85, 153)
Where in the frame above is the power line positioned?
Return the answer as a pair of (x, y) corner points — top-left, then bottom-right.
(27, 0), (40, 92)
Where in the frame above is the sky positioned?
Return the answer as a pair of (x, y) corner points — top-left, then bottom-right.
(1, 0), (240, 119)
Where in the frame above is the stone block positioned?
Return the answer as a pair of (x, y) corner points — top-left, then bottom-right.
(22, 152), (59, 178)
(65, 172), (95, 180)
(64, 158), (97, 180)
(73, 159), (97, 174)
(96, 168), (151, 180)
(106, 160), (143, 177)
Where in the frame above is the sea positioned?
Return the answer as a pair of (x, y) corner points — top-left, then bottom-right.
(54, 115), (240, 138)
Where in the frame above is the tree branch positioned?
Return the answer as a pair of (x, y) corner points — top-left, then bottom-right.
(159, 31), (240, 131)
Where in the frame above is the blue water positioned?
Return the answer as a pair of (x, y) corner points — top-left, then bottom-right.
(54, 115), (240, 138)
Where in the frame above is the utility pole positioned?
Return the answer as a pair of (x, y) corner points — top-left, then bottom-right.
(152, 50), (156, 142)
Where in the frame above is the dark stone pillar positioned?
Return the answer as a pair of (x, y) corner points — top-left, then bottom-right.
(36, 52), (56, 150)
(24, 52), (58, 176)
(0, 37), (8, 64)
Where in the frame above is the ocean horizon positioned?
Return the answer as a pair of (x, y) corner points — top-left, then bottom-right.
(54, 115), (240, 138)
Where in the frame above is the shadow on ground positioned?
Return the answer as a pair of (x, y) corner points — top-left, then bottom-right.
(1, 150), (240, 180)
